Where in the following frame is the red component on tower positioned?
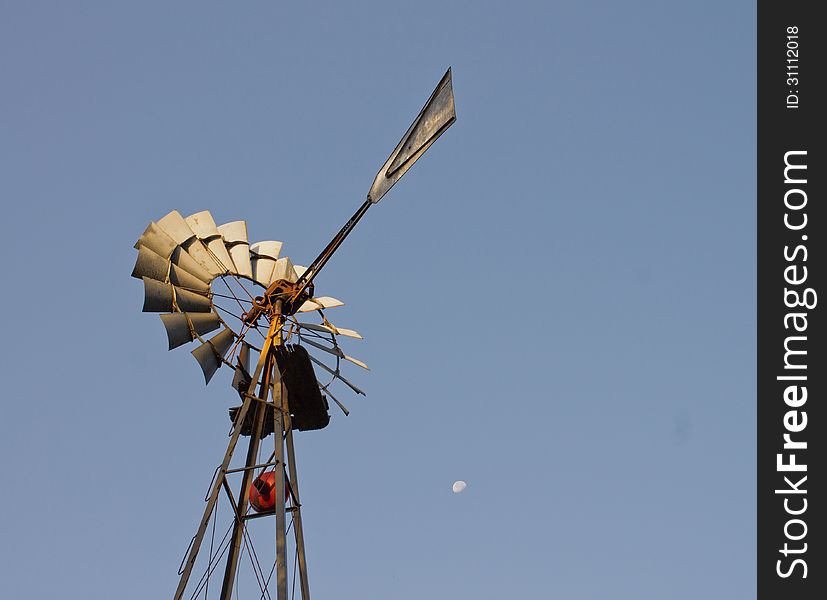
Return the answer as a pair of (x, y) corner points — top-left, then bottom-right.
(249, 471), (290, 513)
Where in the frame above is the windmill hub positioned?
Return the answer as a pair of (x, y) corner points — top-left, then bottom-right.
(243, 279), (314, 324)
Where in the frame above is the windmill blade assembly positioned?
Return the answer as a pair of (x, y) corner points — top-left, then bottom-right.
(132, 68), (456, 600)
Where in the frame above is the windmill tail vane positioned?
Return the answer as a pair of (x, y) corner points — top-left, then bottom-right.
(131, 68), (456, 600)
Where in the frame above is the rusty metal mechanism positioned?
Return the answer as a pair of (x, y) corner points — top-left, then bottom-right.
(132, 68), (456, 600)
(243, 278), (314, 323)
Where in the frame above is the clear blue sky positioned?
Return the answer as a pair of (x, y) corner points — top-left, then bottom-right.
(0, 2), (755, 598)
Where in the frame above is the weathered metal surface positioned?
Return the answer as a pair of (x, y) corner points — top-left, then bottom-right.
(323, 387), (350, 416)
(298, 321), (363, 339)
(141, 277), (211, 313)
(159, 313), (221, 350)
(131, 245), (170, 282)
(190, 328), (235, 384)
(157, 210), (196, 245)
(186, 211), (236, 274)
(283, 411), (311, 598)
(274, 345), (330, 431)
(250, 240), (283, 286)
(308, 354), (366, 396)
(367, 68), (456, 204)
(270, 256), (297, 285)
(220, 357), (273, 600)
(134, 222), (177, 259)
(171, 247), (213, 283)
(167, 263), (210, 294)
(218, 220), (253, 279)
(297, 296), (344, 313)
(173, 316), (281, 600)
(132, 246), (209, 294)
(271, 358), (289, 599)
(183, 238), (224, 276)
(300, 337), (369, 370)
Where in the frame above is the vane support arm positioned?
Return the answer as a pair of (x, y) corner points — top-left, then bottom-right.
(291, 198), (372, 299)
(242, 68), (455, 326)
(242, 199), (372, 323)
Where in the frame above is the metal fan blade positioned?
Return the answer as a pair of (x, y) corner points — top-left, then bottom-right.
(313, 296), (344, 309)
(171, 247), (213, 284)
(269, 257), (297, 284)
(191, 328), (236, 384)
(159, 313), (221, 350)
(298, 322), (363, 340)
(343, 355), (370, 370)
(183, 238), (224, 276)
(301, 337), (341, 357)
(301, 338), (369, 370)
(332, 326), (362, 339)
(134, 222), (177, 259)
(218, 221), (253, 279)
(142, 278), (174, 312)
(142, 278), (211, 313)
(297, 300), (321, 313)
(157, 210), (196, 245)
(169, 263), (210, 294)
(131, 245), (170, 282)
(308, 355), (366, 396)
(250, 241), (283, 286)
(321, 385), (350, 416)
(293, 265), (308, 279)
(186, 211), (236, 274)
(133, 246), (209, 294)
(367, 68), (456, 204)
(157, 211), (223, 276)
(297, 322), (335, 335)
(297, 296), (345, 313)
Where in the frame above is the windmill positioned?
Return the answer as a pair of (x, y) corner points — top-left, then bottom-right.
(132, 69), (456, 600)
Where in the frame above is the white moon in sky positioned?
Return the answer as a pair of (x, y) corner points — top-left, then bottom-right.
(452, 480), (467, 493)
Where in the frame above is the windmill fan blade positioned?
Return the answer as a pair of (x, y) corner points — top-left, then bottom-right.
(134, 222), (177, 259)
(171, 247), (213, 284)
(157, 210), (196, 245)
(308, 354), (366, 396)
(367, 68), (456, 204)
(142, 278), (211, 313)
(132, 245), (170, 282)
(343, 355), (370, 370)
(169, 263), (210, 294)
(250, 241), (283, 286)
(191, 328), (236, 384)
(160, 313), (221, 350)
(269, 257), (297, 284)
(298, 322), (363, 340)
(183, 238), (224, 276)
(186, 211), (236, 274)
(301, 338), (370, 370)
(331, 326), (362, 339)
(322, 385), (350, 416)
(133, 246), (209, 294)
(218, 221), (253, 279)
(297, 296), (345, 313)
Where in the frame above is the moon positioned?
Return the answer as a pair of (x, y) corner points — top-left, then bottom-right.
(452, 480), (467, 493)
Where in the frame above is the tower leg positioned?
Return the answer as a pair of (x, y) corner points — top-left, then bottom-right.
(173, 319), (281, 600)
(272, 364), (289, 599)
(219, 356), (274, 600)
(285, 422), (311, 598)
